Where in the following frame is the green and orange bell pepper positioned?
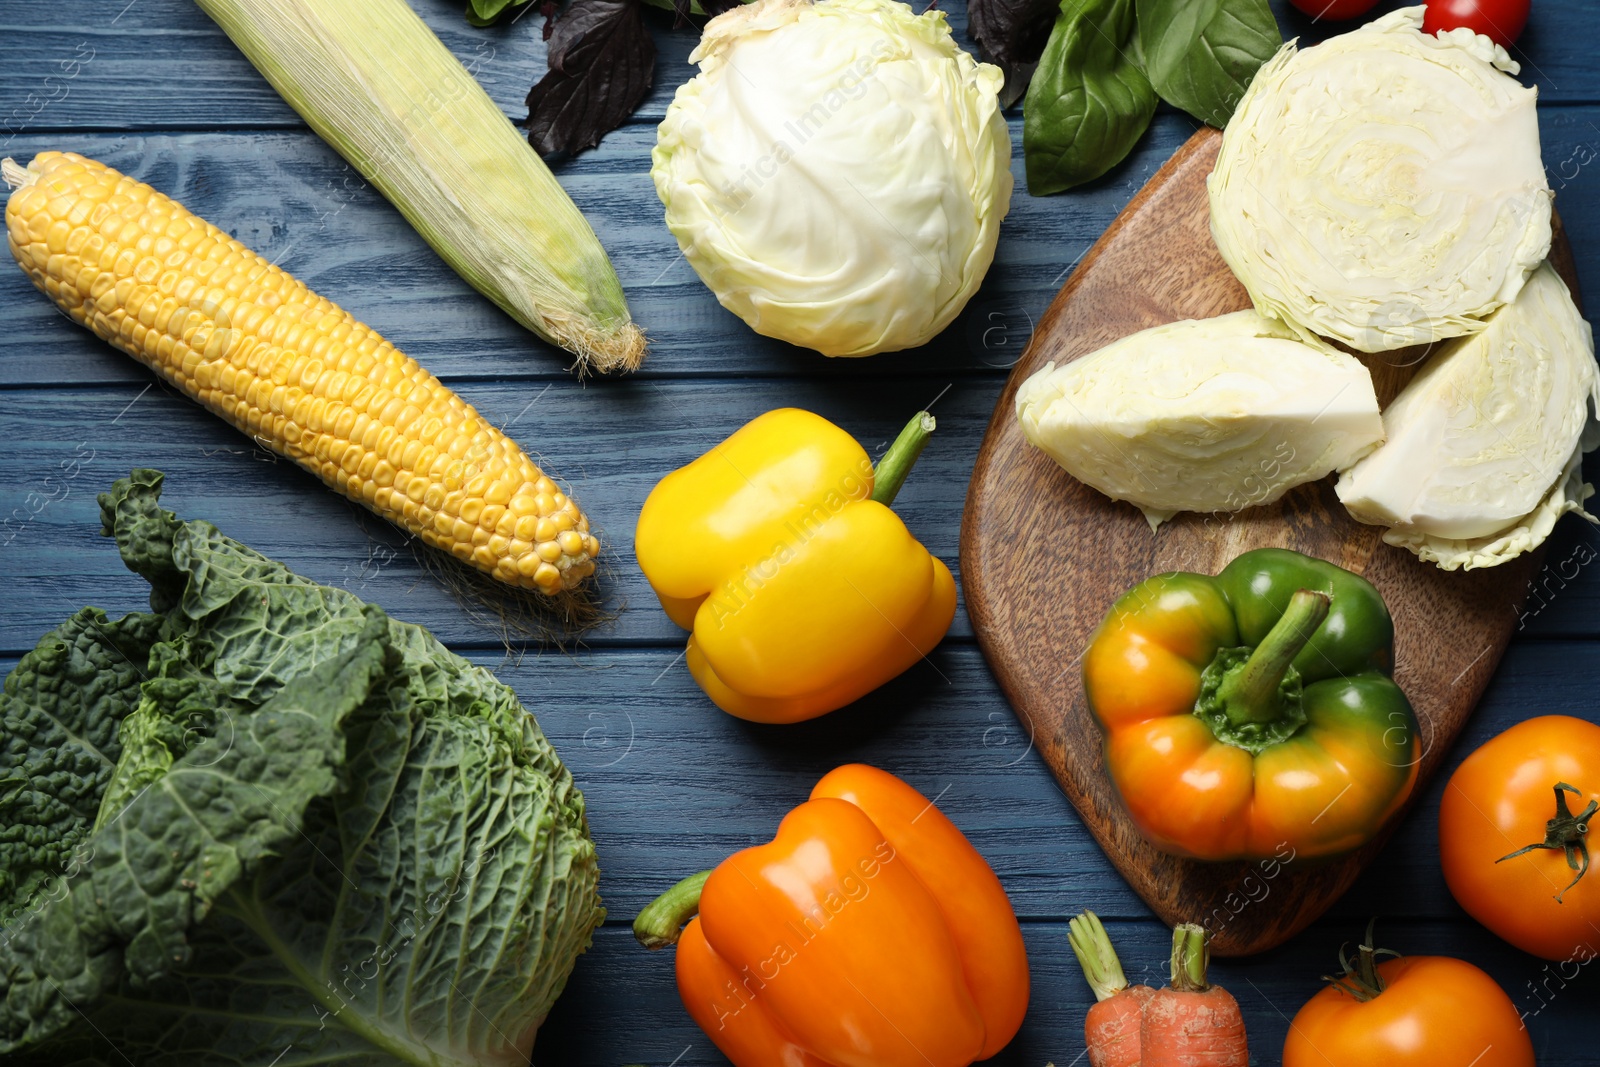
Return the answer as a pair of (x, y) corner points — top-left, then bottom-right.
(635, 408), (957, 723)
(633, 764), (1030, 1067)
(1084, 548), (1419, 862)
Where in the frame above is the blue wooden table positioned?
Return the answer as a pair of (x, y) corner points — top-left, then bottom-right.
(3, 2), (1598, 1063)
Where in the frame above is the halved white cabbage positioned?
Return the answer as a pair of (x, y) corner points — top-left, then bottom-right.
(1016, 310), (1384, 530)
(1208, 7), (1551, 353)
(1336, 264), (1600, 570)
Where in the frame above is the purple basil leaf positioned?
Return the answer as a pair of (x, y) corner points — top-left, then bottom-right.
(526, 0), (656, 156)
(968, 0), (1061, 105)
(540, 0), (559, 40)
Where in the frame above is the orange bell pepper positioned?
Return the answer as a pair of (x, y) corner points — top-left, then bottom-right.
(633, 764), (1030, 1066)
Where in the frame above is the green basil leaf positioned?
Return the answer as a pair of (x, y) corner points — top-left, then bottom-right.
(1023, 0), (1157, 195)
(1136, 0), (1281, 128)
(465, 0), (525, 25)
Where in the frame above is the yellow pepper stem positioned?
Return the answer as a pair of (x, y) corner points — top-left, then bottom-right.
(633, 870), (711, 950)
(872, 411), (936, 507)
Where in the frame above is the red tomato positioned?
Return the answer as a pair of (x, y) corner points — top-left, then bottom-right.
(1284, 953), (1533, 1067)
(1440, 715), (1600, 961)
(1288, 0), (1381, 18)
(1423, 0), (1532, 48)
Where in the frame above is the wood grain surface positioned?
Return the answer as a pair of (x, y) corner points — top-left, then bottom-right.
(5, 0), (1600, 1060)
(962, 128), (1586, 956)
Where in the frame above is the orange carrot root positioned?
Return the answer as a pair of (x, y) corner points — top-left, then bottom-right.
(1086, 984), (1154, 1067)
(1140, 924), (1249, 1067)
(1070, 911), (1155, 1067)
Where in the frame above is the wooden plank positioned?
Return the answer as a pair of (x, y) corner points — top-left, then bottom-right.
(6, 104), (1599, 387)
(1, 633), (1596, 924)
(0, 115), (1147, 385)
(7, 378), (1599, 653)
(534, 919), (1600, 1066)
(0, 640), (1594, 1057)
(0, 377), (999, 650)
(509, 640), (1600, 926)
(6, 378), (1600, 657)
(2, 0), (1596, 140)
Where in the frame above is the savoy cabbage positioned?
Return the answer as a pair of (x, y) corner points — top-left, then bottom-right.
(0, 470), (604, 1066)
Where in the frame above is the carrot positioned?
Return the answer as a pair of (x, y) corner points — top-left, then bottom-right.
(1141, 923), (1249, 1067)
(1069, 910), (1155, 1067)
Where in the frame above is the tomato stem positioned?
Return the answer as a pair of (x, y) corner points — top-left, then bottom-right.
(1323, 919), (1401, 1003)
(633, 870), (712, 950)
(871, 411), (935, 508)
(1496, 782), (1597, 903)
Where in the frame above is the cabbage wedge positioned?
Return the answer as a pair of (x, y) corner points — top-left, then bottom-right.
(1337, 264), (1600, 570)
(1208, 7), (1551, 353)
(1016, 310), (1384, 530)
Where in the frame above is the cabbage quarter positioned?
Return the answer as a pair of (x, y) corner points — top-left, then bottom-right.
(1016, 311), (1384, 530)
(1209, 8), (1551, 353)
(1338, 264), (1600, 571)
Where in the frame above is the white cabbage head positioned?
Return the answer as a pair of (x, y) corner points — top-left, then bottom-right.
(1337, 263), (1600, 570)
(1015, 310), (1385, 530)
(1208, 7), (1551, 353)
(651, 0), (1012, 357)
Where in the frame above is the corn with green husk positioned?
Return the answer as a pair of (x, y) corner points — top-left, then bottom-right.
(195, 0), (645, 374)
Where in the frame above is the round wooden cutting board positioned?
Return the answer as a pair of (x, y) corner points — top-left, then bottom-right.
(961, 127), (1584, 957)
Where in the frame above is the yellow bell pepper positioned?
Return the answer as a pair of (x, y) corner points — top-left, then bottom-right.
(635, 408), (957, 723)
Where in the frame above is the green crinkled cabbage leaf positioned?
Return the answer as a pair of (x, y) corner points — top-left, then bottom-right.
(0, 470), (604, 1066)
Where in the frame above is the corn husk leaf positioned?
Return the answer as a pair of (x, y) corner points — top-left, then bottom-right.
(196, 0), (645, 373)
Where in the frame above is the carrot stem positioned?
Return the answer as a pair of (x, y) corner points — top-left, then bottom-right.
(1069, 911), (1130, 1002)
(1169, 923), (1210, 993)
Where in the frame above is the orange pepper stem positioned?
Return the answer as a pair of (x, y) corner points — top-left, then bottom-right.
(1496, 782), (1597, 902)
(633, 870), (712, 951)
(1168, 923), (1212, 993)
(871, 411), (936, 508)
(1215, 588), (1330, 727)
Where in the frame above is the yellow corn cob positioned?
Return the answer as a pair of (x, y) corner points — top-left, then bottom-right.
(4, 151), (598, 595)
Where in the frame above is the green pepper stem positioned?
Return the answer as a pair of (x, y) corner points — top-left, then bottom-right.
(871, 411), (936, 507)
(1068, 911), (1130, 1002)
(1497, 783), (1597, 903)
(1169, 923), (1211, 993)
(1218, 589), (1330, 726)
(633, 871), (711, 951)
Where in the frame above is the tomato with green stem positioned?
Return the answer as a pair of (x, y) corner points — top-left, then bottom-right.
(1283, 923), (1533, 1067)
(1440, 715), (1600, 961)
(1423, 0), (1532, 48)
